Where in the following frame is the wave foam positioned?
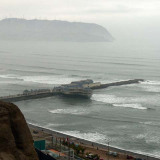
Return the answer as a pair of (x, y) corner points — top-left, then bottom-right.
(132, 132), (160, 145)
(140, 121), (160, 126)
(64, 131), (106, 142)
(48, 108), (88, 115)
(22, 75), (79, 84)
(0, 74), (81, 85)
(91, 94), (126, 104)
(92, 94), (146, 104)
(139, 80), (160, 93)
(44, 123), (65, 128)
(91, 94), (147, 110)
(0, 74), (19, 79)
(141, 85), (160, 93)
(141, 80), (160, 85)
(134, 134), (146, 140)
(113, 103), (147, 110)
(146, 135), (160, 144)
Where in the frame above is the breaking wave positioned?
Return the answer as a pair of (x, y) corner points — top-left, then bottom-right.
(141, 80), (160, 85)
(133, 132), (160, 145)
(142, 86), (160, 93)
(48, 108), (88, 115)
(91, 94), (148, 110)
(44, 123), (65, 128)
(92, 94), (126, 104)
(139, 80), (160, 93)
(64, 130), (106, 143)
(0, 74), (18, 79)
(113, 103), (147, 110)
(140, 80), (160, 93)
(139, 121), (160, 127)
(0, 74), (81, 84)
(92, 94), (146, 104)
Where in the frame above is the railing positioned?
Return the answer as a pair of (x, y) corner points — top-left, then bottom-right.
(0, 91), (52, 99)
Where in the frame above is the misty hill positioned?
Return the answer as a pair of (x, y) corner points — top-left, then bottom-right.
(0, 18), (114, 42)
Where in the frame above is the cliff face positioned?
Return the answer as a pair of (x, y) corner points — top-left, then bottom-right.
(0, 101), (38, 160)
(0, 18), (114, 42)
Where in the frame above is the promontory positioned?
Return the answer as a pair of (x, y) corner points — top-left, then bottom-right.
(0, 18), (114, 42)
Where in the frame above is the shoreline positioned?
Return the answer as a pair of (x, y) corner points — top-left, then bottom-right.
(28, 123), (160, 160)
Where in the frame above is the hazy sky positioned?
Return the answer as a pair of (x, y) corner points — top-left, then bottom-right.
(0, 0), (160, 42)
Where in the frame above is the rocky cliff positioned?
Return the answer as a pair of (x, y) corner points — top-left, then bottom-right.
(0, 101), (38, 160)
(0, 18), (114, 42)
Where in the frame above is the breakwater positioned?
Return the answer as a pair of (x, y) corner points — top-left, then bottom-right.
(0, 79), (144, 102)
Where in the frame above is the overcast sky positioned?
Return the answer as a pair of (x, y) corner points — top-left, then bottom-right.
(0, 0), (160, 42)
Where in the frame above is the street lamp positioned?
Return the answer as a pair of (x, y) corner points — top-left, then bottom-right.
(108, 141), (110, 160)
(105, 138), (111, 160)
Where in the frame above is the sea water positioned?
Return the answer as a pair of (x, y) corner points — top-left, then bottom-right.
(0, 40), (160, 156)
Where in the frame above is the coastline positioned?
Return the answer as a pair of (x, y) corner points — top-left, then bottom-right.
(28, 123), (160, 160)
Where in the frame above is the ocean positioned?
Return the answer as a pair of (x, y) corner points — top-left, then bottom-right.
(0, 40), (160, 157)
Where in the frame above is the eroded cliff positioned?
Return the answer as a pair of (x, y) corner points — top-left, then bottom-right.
(0, 101), (38, 160)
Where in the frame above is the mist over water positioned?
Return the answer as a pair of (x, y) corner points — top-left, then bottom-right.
(0, 40), (160, 156)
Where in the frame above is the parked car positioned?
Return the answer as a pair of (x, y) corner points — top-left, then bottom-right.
(85, 153), (99, 160)
(108, 151), (118, 157)
(127, 155), (134, 159)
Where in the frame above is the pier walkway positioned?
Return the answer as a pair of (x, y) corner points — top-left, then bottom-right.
(0, 79), (144, 102)
(91, 79), (143, 89)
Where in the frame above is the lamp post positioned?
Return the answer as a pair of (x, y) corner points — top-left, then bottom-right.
(106, 138), (111, 160)
(108, 141), (110, 160)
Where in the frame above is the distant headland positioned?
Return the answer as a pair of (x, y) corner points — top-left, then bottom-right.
(0, 18), (114, 42)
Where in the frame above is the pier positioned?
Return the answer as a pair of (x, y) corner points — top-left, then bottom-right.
(90, 79), (144, 89)
(0, 79), (144, 102)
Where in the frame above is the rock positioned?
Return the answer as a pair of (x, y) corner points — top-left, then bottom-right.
(0, 101), (38, 160)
